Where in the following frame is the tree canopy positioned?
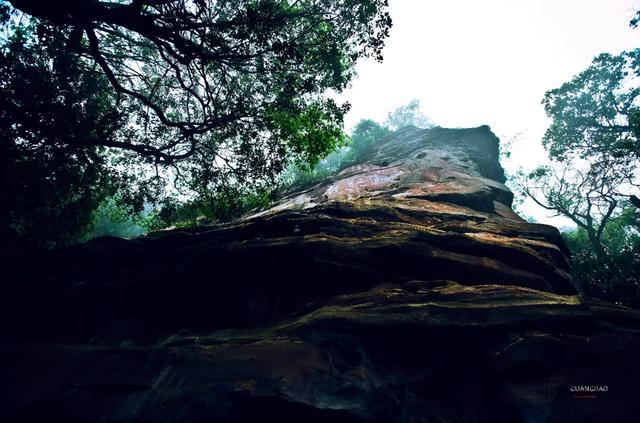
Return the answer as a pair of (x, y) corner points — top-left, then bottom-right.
(563, 208), (640, 307)
(527, 47), (640, 263)
(385, 99), (433, 130)
(542, 49), (640, 170)
(1, 0), (392, 246)
(515, 48), (640, 306)
(0, 14), (127, 246)
(6, 0), (391, 168)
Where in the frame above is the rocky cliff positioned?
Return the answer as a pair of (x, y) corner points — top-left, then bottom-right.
(2, 126), (640, 422)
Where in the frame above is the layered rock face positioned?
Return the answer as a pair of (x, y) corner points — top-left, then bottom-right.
(2, 126), (640, 422)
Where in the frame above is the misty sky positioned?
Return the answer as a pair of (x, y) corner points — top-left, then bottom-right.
(337, 0), (640, 227)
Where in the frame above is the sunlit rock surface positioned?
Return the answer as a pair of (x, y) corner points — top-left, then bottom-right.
(2, 126), (640, 422)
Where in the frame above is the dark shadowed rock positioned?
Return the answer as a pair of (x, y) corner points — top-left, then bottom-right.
(2, 126), (639, 422)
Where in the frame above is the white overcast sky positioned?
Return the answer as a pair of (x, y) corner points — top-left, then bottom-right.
(336, 0), (640, 227)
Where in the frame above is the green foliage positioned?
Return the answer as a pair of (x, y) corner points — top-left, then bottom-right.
(87, 197), (146, 239)
(279, 118), (392, 187)
(516, 162), (640, 309)
(350, 119), (393, 157)
(3, 0), (392, 189)
(562, 208), (640, 307)
(542, 49), (640, 165)
(269, 100), (350, 171)
(514, 158), (630, 260)
(281, 100), (429, 188)
(385, 99), (433, 130)
(515, 48), (640, 307)
(0, 17), (131, 247)
(141, 186), (274, 232)
(630, 10), (640, 28)
(0, 0), (392, 246)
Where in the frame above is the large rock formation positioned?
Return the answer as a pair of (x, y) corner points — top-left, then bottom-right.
(2, 126), (640, 422)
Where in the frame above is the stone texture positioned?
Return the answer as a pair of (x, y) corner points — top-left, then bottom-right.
(2, 126), (640, 422)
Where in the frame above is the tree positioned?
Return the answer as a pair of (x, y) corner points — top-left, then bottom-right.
(515, 49), (640, 306)
(513, 158), (640, 305)
(630, 10), (640, 28)
(349, 118), (392, 156)
(385, 99), (433, 130)
(5, 0), (391, 171)
(562, 207), (640, 307)
(281, 100), (431, 188)
(0, 15), (130, 247)
(542, 48), (640, 238)
(1, 0), (392, 245)
(542, 49), (640, 184)
(515, 160), (631, 264)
